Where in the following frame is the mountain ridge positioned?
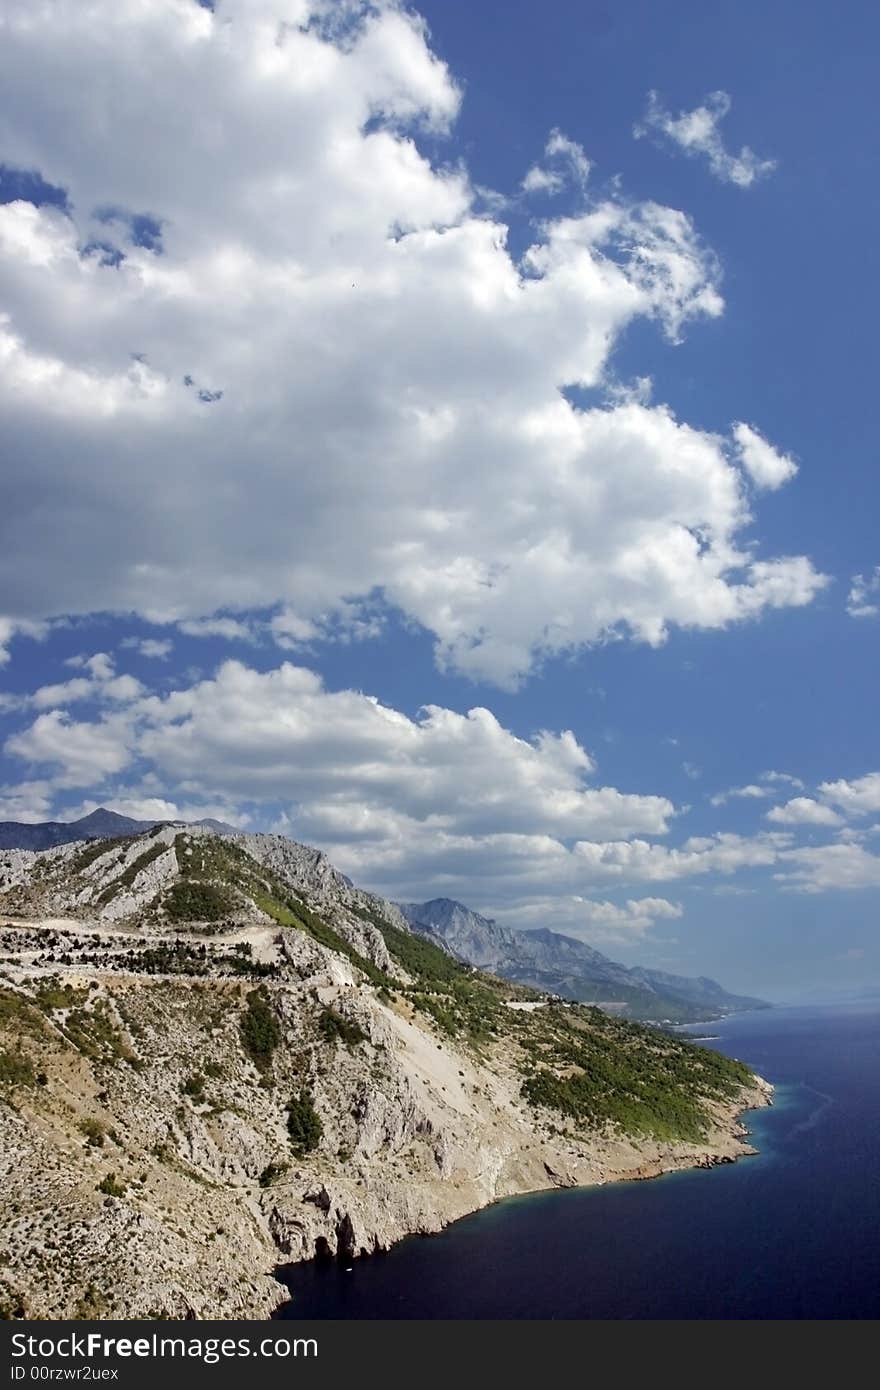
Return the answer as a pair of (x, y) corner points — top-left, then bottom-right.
(398, 896), (767, 1023)
(0, 807), (238, 851)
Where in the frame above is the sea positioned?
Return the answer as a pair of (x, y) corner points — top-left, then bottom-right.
(276, 1001), (880, 1319)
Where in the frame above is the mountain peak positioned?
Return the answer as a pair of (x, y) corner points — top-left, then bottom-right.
(399, 896), (768, 1023)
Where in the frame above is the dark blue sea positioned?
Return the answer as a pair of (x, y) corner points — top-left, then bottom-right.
(276, 1002), (880, 1318)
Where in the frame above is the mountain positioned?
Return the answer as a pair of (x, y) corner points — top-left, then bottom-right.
(626, 965), (767, 1014)
(0, 824), (768, 1318)
(0, 807), (237, 851)
(398, 897), (767, 1023)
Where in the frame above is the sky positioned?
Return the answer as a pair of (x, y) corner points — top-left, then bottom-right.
(0, 0), (877, 999)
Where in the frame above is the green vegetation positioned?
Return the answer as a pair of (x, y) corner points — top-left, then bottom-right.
(351, 903), (511, 1041)
(79, 1117), (107, 1147)
(62, 1001), (139, 1067)
(358, 910), (459, 986)
(97, 1173), (126, 1197)
(100, 939), (276, 979)
(240, 988), (281, 1071)
(34, 978), (89, 1012)
(258, 1160), (289, 1188)
(69, 838), (128, 876)
(0, 985), (46, 1039)
(284, 896), (393, 986)
(251, 890), (302, 927)
(519, 1004), (753, 1142)
(0, 1050), (36, 1088)
(287, 1092), (323, 1155)
(165, 880), (234, 922)
(318, 1008), (366, 1047)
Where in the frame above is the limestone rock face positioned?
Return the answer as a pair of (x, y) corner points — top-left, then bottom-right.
(0, 827), (771, 1320)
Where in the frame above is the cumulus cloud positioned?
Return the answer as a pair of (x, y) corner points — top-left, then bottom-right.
(121, 637), (173, 660)
(818, 772), (880, 817)
(133, 659), (674, 842)
(5, 709), (135, 789)
(732, 422), (798, 491)
(846, 567), (880, 619)
(766, 797), (843, 828)
(777, 843), (880, 893)
(5, 654), (880, 911)
(0, 1), (823, 686)
(2, 654), (787, 906)
(635, 90), (777, 188)
(26, 653), (143, 710)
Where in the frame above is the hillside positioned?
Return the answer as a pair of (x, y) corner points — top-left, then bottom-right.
(399, 898), (767, 1022)
(0, 826), (770, 1319)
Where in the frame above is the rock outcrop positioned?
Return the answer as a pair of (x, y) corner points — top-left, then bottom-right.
(0, 828), (771, 1320)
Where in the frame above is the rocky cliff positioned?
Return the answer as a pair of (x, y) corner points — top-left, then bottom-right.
(0, 826), (771, 1320)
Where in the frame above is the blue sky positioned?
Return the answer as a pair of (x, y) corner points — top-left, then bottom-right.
(0, 0), (877, 998)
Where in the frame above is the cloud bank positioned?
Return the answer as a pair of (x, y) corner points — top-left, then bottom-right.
(0, 0), (821, 687)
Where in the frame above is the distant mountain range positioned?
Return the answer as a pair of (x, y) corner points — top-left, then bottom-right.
(398, 897), (768, 1023)
(0, 810), (767, 1022)
(0, 807), (236, 851)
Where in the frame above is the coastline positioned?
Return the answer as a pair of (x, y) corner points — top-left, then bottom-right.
(0, 902), (773, 1321)
(267, 1072), (773, 1316)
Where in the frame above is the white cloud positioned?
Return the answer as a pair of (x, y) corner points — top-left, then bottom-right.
(0, 779), (54, 823)
(121, 637), (173, 660)
(0, 656), (692, 913)
(846, 567), (880, 619)
(522, 128), (591, 197)
(777, 843), (880, 893)
(0, 1), (823, 686)
(521, 165), (565, 196)
(28, 652), (143, 709)
(760, 770), (805, 789)
(818, 772), (880, 817)
(568, 831), (792, 885)
(732, 422), (798, 491)
(270, 601), (385, 650)
(64, 794), (244, 827)
(5, 656), (879, 911)
(492, 894), (682, 941)
(177, 618), (257, 642)
(766, 797), (843, 828)
(269, 611), (321, 648)
(0, 616), (48, 666)
(134, 659), (673, 842)
(5, 709), (135, 788)
(710, 783), (769, 807)
(635, 90), (776, 188)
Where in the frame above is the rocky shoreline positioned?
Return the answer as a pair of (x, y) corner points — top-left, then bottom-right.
(270, 1074), (772, 1316)
(0, 828), (773, 1321)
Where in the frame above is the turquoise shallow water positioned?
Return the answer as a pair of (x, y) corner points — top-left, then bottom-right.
(276, 1002), (880, 1318)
